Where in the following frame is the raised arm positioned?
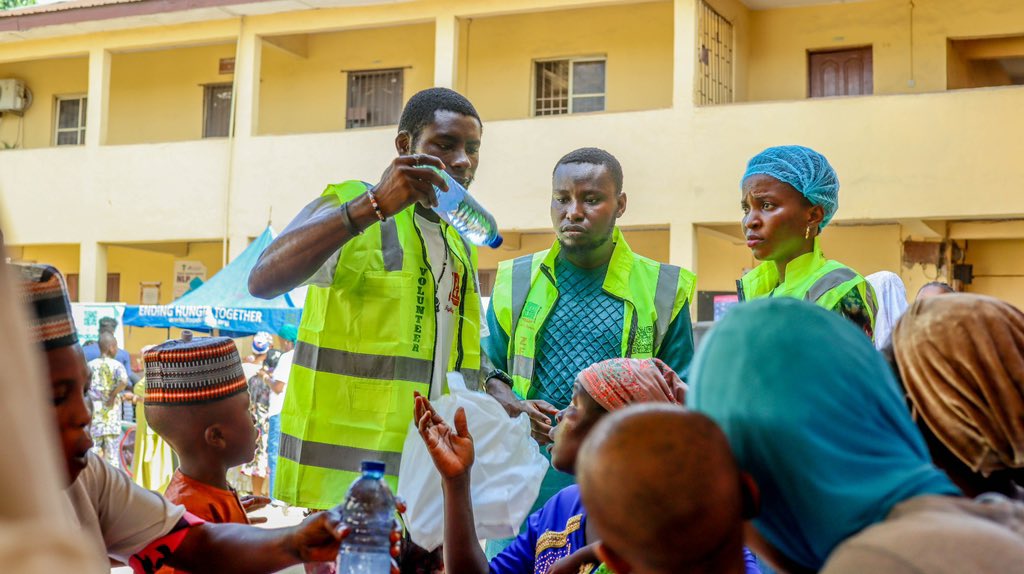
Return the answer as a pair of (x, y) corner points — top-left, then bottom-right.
(248, 154), (448, 299)
(413, 393), (490, 574)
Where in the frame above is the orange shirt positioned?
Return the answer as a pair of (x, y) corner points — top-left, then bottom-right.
(163, 470), (250, 525)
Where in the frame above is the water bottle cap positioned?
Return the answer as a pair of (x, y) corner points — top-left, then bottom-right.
(487, 235), (504, 249)
(361, 460), (386, 474)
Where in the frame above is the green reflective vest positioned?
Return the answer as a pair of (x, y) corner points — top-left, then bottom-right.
(491, 228), (696, 398)
(739, 237), (877, 329)
(275, 181), (482, 508)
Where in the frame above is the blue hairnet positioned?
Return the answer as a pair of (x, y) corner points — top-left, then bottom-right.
(742, 145), (839, 230)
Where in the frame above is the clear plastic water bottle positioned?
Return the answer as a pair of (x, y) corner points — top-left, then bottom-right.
(425, 166), (504, 249)
(335, 461), (395, 574)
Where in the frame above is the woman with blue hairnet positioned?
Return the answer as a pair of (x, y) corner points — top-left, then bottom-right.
(738, 145), (877, 337)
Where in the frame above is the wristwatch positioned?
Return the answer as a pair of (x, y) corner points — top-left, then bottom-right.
(486, 369), (514, 388)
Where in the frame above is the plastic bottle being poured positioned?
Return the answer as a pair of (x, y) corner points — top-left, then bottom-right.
(423, 166), (504, 249)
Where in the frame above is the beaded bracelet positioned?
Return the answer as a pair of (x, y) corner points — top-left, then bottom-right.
(366, 188), (386, 222)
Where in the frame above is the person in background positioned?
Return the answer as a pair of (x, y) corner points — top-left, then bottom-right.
(83, 316), (140, 423)
(689, 297), (1024, 574)
(242, 349), (282, 498)
(87, 332), (129, 468)
(916, 281), (956, 300)
(243, 331), (273, 380)
(865, 271), (908, 349)
(577, 405), (760, 574)
(131, 344), (177, 492)
(83, 317), (139, 381)
(738, 145), (876, 338)
(268, 323), (297, 503)
(891, 294), (1024, 500)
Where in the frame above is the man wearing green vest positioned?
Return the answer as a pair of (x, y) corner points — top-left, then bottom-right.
(249, 88), (486, 512)
(482, 147), (696, 554)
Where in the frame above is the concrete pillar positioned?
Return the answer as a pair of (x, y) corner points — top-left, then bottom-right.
(434, 13), (460, 89)
(224, 20), (262, 266)
(672, 0), (697, 110)
(231, 20), (262, 138)
(85, 48), (111, 147)
(669, 219), (697, 273)
(78, 241), (108, 302)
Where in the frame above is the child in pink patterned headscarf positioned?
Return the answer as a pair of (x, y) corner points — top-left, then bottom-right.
(413, 358), (760, 574)
(576, 357), (686, 411)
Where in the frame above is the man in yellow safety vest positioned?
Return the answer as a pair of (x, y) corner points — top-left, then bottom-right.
(249, 88), (486, 513)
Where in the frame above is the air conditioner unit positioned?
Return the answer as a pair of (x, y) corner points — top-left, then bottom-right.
(0, 79), (27, 112)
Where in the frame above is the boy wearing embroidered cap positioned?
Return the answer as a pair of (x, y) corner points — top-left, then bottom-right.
(145, 335), (262, 525)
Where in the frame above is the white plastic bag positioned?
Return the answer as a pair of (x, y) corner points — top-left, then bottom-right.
(397, 372), (549, 551)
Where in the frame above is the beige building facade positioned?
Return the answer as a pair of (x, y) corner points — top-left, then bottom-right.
(1, 0), (1023, 351)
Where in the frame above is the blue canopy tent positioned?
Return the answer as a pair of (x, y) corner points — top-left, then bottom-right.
(123, 227), (305, 336)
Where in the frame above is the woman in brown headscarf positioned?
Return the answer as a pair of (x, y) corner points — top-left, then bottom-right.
(892, 293), (1024, 499)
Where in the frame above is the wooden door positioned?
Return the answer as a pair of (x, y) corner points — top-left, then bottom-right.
(106, 273), (120, 303)
(809, 47), (873, 98)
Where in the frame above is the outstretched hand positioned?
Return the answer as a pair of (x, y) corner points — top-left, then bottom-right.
(414, 391), (474, 480)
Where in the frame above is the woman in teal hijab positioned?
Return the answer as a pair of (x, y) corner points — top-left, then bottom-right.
(687, 298), (959, 572)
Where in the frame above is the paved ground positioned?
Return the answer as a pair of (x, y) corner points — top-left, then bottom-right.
(112, 504), (308, 574)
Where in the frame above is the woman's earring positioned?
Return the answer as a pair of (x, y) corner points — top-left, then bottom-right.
(805, 226), (811, 240)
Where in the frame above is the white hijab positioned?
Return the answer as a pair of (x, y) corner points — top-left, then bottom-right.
(866, 271), (909, 349)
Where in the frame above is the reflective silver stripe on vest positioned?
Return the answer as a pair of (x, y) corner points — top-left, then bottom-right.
(512, 354), (535, 382)
(653, 264), (681, 352)
(865, 281), (879, 318)
(805, 268), (859, 303)
(510, 255), (533, 336)
(279, 433), (403, 476)
(380, 218), (403, 272)
(296, 341), (432, 383)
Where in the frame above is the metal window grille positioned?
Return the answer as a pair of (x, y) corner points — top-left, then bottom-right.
(346, 69), (404, 129)
(696, 1), (734, 105)
(54, 96), (86, 146)
(534, 58), (606, 116)
(203, 84), (233, 138)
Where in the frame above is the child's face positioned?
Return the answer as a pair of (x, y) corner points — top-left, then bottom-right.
(221, 391), (259, 467)
(46, 345), (94, 483)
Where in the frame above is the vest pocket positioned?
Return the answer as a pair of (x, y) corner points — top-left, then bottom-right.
(352, 272), (414, 350)
(348, 381), (397, 413)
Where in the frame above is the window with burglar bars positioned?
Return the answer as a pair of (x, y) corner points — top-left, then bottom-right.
(533, 58), (606, 116)
(696, 1), (734, 105)
(346, 69), (404, 129)
(55, 96), (87, 146)
(203, 84), (233, 138)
